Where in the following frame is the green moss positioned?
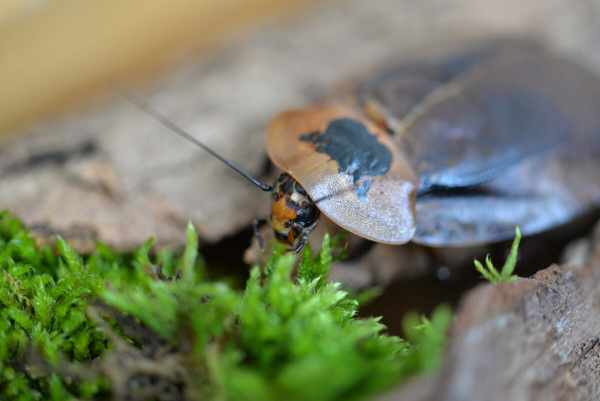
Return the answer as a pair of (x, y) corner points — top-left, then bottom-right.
(474, 227), (521, 283)
(0, 210), (451, 400)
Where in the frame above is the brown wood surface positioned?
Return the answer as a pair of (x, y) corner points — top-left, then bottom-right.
(382, 234), (600, 401)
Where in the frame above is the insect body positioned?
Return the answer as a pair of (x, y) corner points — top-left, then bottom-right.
(267, 39), (600, 247)
(118, 39), (600, 252)
(268, 173), (320, 252)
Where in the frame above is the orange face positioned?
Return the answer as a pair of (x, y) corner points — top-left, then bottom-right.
(269, 173), (319, 251)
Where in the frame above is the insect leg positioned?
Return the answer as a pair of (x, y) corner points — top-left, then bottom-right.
(292, 241), (306, 253)
(253, 219), (268, 249)
(290, 220), (319, 253)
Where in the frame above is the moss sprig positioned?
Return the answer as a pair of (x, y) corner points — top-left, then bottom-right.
(0, 211), (451, 401)
(474, 227), (521, 283)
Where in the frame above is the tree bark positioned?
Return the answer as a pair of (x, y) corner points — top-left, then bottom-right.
(384, 244), (600, 401)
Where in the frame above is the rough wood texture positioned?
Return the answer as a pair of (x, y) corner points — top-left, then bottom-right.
(383, 246), (600, 401)
(2, 0), (600, 257)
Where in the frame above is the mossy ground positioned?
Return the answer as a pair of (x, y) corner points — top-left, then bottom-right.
(0, 210), (451, 401)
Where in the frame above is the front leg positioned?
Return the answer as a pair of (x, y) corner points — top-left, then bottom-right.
(290, 220), (319, 253)
(253, 219), (268, 250)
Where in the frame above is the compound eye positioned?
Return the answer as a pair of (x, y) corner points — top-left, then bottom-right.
(305, 204), (318, 220)
(294, 182), (307, 196)
(284, 221), (292, 228)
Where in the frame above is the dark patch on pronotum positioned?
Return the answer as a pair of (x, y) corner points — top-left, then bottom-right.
(300, 118), (392, 201)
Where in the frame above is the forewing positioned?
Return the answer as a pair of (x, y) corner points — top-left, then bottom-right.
(356, 40), (600, 245)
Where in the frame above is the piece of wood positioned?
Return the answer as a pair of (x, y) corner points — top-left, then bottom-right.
(383, 246), (600, 401)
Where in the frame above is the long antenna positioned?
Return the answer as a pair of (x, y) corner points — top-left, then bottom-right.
(111, 80), (274, 192)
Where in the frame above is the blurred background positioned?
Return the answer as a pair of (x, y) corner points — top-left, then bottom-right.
(0, 0), (319, 136)
(2, 0), (600, 332)
(2, 0), (600, 136)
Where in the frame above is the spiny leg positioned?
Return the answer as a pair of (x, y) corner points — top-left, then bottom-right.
(291, 220), (319, 253)
(253, 219), (268, 250)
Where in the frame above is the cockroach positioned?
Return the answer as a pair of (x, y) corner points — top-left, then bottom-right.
(116, 39), (600, 252)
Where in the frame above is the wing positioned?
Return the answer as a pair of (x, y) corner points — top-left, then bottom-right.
(355, 40), (600, 245)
